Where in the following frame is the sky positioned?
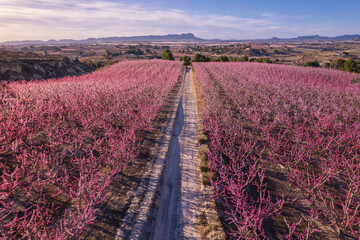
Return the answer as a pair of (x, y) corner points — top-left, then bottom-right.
(0, 0), (359, 42)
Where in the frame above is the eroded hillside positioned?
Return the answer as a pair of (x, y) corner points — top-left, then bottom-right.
(0, 51), (94, 81)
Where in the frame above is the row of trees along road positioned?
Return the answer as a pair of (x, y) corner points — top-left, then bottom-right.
(162, 50), (268, 66)
(163, 49), (360, 73)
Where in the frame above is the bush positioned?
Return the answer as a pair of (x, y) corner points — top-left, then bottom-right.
(256, 58), (272, 63)
(239, 55), (249, 62)
(125, 48), (144, 55)
(192, 53), (210, 62)
(344, 58), (359, 73)
(304, 60), (320, 67)
(181, 56), (191, 66)
(87, 61), (103, 69)
(162, 50), (174, 61)
(103, 50), (112, 59)
(87, 61), (96, 68)
(248, 57), (272, 63)
(331, 59), (345, 70)
(218, 55), (229, 62)
(229, 56), (247, 62)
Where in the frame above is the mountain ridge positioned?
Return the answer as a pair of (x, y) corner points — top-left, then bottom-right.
(227, 34), (360, 42)
(1, 33), (360, 45)
(1, 33), (204, 45)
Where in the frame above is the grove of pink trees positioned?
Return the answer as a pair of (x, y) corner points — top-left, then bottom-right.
(0, 60), (182, 239)
(194, 62), (360, 239)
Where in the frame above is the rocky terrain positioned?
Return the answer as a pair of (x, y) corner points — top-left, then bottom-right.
(0, 51), (94, 81)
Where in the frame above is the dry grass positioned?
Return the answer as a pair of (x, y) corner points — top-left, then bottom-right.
(195, 211), (219, 240)
(198, 144), (214, 186)
(192, 67), (214, 187)
(197, 134), (209, 145)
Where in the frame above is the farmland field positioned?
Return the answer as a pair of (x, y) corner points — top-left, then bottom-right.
(1, 59), (360, 240)
(0, 60), (183, 239)
(193, 62), (360, 239)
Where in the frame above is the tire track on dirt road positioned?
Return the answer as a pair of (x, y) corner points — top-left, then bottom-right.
(116, 67), (224, 240)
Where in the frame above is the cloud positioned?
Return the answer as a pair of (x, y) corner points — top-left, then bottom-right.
(0, 0), (346, 41)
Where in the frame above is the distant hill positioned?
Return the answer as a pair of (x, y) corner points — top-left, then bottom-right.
(1, 33), (204, 46)
(236, 34), (360, 43)
(292, 34), (360, 41)
(2, 33), (360, 46)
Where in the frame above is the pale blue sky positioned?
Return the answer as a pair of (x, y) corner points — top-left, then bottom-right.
(0, 0), (359, 41)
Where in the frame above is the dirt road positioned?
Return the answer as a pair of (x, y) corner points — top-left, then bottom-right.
(116, 67), (224, 240)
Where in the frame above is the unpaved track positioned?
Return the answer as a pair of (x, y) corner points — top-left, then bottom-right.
(153, 67), (202, 239)
(116, 67), (224, 240)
